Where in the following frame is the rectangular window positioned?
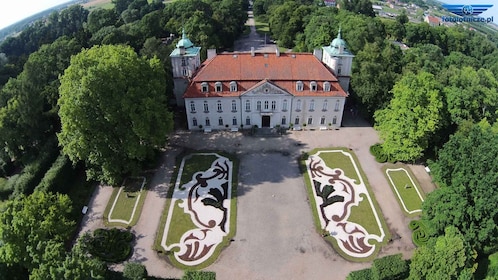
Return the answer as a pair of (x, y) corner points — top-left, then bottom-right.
(257, 101), (262, 111)
(320, 117), (326, 125)
(231, 101), (237, 112)
(205, 118), (210, 126)
(307, 117), (313, 125)
(295, 117), (300, 125)
(218, 118), (223, 126)
(190, 102), (196, 113)
(281, 117), (286, 125)
(245, 101), (251, 111)
(335, 100), (340, 112)
(309, 100), (315, 111)
(323, 101), (328, 111)
(201, 83), (208, 92)
(217, 102), (222, 112)
(216, 84), (222, 92)
(192, 118), (198, 127)
(232, 118), (237, 126)
(264, 100), (269, 110)
(204, 102), (209, 113)
(271, 101), (276, 110)
(282, 100), (288, 111)
(246, 117), (251, 125)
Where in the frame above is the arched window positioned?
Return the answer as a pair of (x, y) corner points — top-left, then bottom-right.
(296, 81), (304, 91)
(310, 81), (317, 91)
(192, 117), (198, 127)
(281, 116), (287, 125)
(232, 117), (237, 125)
(323, 100), (328, 111)
(201, 82), (208, 93)
(190, 101), (196, 113)
(215, 81), (222, 92)
(246, 116), (251, 125)
(323, 82), (331, 92)
(218, 117), (224, 126)
(205, 117), (211, 126)
(309, 100), (315, 111)
(245, 100), (251, 111)
(230, 81), (237, 92)
(320, 117), (326, 125)
(295, 117), (300, 125)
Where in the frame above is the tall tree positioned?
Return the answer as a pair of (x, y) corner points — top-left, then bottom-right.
(0, 192), (74, 273)
(409, 227), (476, 279)
(374, 71), (444, 161)
(58, 45), (173, 184)
(339, 0), (375, 17)
(424, 121), (498, 253)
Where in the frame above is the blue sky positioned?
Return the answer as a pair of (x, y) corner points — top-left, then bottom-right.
(0, 0), (72, 30)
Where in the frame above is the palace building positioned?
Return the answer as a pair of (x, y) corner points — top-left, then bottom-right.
(170, 30), (354, 131)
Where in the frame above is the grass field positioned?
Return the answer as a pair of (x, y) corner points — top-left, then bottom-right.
(104, 176), (148, 227)
(384, 165), (425, 217)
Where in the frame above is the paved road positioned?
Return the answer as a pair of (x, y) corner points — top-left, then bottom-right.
(232, 10), (279, 53)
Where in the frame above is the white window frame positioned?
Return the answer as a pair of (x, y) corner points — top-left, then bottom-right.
(217, 101), (222, 112)
(201, 82), (208, 93)
(296, 81), (304, 91)
(310, 81), (317, 91)
(215, 82), (222, 92)
(230, 81), (237, 92)
(203, 101), (209, 112)
(245, 100), (251, 111)
(323, 82), (331, 92)
(231, 100), (237, 112)
(309, 100), (315, 111)
(190, 101), (196, 113)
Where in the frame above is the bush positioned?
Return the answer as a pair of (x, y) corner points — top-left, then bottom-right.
(370, 143), (387, 163)
(409, 220), (430, 247)
(182, 271), (216, 280)
(487, 252), (498, 278)
(88, 228), (134, 263)
(123, 262), (147, 280)
(9, 138), (59, 198)
(346, 268), (373, 280)
(371, 254), (408, 280)
(35, 153), (75, 193)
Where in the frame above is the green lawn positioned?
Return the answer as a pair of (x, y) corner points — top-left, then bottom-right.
(302, 148), (390, 262)
(384, 165), (425, 217)
(155, 151), (238, 270)
(104, 176), (148, 227)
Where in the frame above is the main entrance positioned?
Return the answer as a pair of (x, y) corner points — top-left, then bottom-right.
(261, 116), (271, 127)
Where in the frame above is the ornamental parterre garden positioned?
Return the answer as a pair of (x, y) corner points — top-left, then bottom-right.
(96, 146), (430, 270)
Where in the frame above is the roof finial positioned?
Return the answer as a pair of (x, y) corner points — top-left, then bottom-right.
(338, 25), (342, 39)
(182, 28), (186, 39)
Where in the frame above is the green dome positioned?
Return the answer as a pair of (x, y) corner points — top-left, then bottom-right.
(330, 28), (348, 53)
(176, 29), (194, 49)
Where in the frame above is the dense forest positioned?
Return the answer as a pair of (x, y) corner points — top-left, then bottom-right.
(0, 0), (497, 278)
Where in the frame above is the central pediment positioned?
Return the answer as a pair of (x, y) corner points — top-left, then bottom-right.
(241, 80), (293, 97)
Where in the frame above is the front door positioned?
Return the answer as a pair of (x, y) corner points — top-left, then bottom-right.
(262, 116), (271, 127)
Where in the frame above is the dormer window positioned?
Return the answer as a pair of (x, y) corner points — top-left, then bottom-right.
(310, 81), (317, 91)
(323, 82), (331, 92)
(296, 81), (304, 91)
(201, 82), (208, 93)
(230, 81), (237, 92)
(215, 82), (222, 92)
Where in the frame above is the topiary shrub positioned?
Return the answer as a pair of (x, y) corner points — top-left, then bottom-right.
(123, 262), (147, 280)
(409, 220), (430, 247)
(182, 271), (216, 280)
(88, 228), (134, 263)
(346, 268), (373, 280)
(369, 143), (387, 163)
(35, 153), (75, 193)
(371, 254), (408, 280)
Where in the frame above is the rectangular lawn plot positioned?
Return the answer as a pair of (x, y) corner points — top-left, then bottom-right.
(160, 153), (236, 268)
(385, 167), (425, 216)
(106, 176), (147, 226)
(305, 148), (389, 261)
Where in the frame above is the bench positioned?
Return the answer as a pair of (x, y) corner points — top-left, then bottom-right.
(319, 126), (328, 131)
(230, 127), (239, 132)
(204, 127), (212, 133)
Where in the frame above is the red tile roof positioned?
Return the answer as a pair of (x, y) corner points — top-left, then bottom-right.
(184, 52), (347, 98)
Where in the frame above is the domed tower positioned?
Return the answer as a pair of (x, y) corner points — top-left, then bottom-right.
(170, 29), (201, 107)
(321, 28), (354, 92)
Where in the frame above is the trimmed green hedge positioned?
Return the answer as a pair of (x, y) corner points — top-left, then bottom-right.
(182, 271), (216, 280)
(123, 262), (147, 280)
(346, 268), (373, 280)
(88, 228), (134, 263)
(371, 254), (409, 280)
(370, 143), (388, 163)
(409, 220), (430, 247)
(35, 153), (75, 193)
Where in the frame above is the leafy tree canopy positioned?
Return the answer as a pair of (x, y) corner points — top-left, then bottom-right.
(424, 120), (498, 253)
(58, 45), (173, 184)
(374, 71), (443, 161)
(0, 191), (74, 272)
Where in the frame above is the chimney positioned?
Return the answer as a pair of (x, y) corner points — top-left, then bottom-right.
(207, 49), (217, 59)
(313, 48), (323, 61)
(276, 47), (280, 57)
(251, 47), (255, 57)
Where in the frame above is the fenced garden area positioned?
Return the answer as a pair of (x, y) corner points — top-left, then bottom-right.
(104, 176), (148, 227)
(383, 165), (425, 217)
